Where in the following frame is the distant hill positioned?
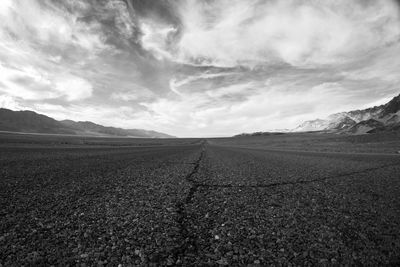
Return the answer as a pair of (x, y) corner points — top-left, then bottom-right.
(293, 93), (400, 134)
(0, 108), (175, 138)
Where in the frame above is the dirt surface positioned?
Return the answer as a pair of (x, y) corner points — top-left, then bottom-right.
(1, 133), (400, 265)
(212, 131), (400, 154)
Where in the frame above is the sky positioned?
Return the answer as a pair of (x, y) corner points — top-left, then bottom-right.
(0, 0), (400, 137)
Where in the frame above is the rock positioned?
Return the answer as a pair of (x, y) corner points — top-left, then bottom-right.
(216, 257), (228, 265)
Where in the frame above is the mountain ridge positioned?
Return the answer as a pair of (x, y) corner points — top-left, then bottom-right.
(235, 93), (400, 137)
(0, 108), (175, 138)
(293, 93), (400, 134)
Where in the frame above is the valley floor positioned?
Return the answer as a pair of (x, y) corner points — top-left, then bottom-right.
(1, 132), (400, 265)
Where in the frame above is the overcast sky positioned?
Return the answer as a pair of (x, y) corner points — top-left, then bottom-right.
(1, 0), (400, 137)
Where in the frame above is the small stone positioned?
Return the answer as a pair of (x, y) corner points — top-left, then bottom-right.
(254, 259), (261, 264)
(216, 257), (228, 265)
(166, 257), (174, 266)
(215, 235), (220, 240)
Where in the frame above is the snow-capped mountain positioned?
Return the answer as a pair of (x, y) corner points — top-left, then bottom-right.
(292, 119), (330, 132)
(293, 93), (400, 134)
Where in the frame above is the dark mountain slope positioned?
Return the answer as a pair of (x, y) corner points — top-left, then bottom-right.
(60, 120), (174, 138)
(380, 94), (400, 117)
(0, 108), (174, 138)
(0, 109), (74, 134)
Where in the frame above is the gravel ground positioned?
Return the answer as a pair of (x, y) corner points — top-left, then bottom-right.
(0, 144), (200, 266)
(182, 144), (400, 265)
(1, 140), (400, 265)
(211, 131), (400, 154)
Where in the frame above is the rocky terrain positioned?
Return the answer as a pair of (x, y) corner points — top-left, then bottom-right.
(1, 133), (400, 265)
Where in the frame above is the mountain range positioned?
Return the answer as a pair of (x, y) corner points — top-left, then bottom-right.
(235, 93), (400, 137)
(0, 108), (174, 138)
(293, 93), (400, 134)
(2, 93), (399, 138)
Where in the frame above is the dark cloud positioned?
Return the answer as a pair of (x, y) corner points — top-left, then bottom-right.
(127, 0), (179, 23)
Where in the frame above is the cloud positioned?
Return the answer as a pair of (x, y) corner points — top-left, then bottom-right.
(0, 0), (399, 137)
(0, 63), (92, 101)
(169, 71), (244, 97)
(205, 82), (255, 99)
(0, 95), (25, 110)
(0, 0), (108, 54)
(105, 0), (137, 39)
(0, 63), (54, 100)
(140, 0), (400, 68)
(54, 75), (93, 101)
(0, 0), (108, 104)
(111, 86), (156, 101)
(140, 20), (177, 60)
(0, 1), (148, 104)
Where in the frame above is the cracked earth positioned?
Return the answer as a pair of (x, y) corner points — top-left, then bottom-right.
(1, 140), (400, 265)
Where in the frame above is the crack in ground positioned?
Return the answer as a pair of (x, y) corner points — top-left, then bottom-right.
(195, 162), (400, 189)
(172, 145), (205, 264)
(169, 147), (398, 263)
(128, 161), (197, 165)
